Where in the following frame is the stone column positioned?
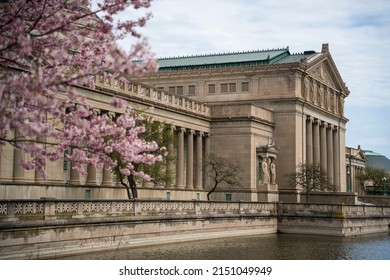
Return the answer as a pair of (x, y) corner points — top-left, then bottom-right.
(204, 133), (210, 188)
(326, 125), (334, 185)
(13, 148), (24, 181)
(351, 165), (356, 193)
(186, 130), (194, 190)
(320, 122), (327, 172)
(195, 132), (203, 190)
(86, 165), (97, 185)
(34, 136), (45, 182)
(0, 130), (15, 181)
(176, 128), (185, 189)
(69, 163), (80, 185)
(102, 168), (112, 186)
(333, 127), (340, 190)
(166, 139), (175, 188)
(313, 119), (320, 164)
(306, 116), (313, 165)
(12, 131), (28, 182)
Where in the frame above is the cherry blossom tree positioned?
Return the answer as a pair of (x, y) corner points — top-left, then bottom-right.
(112, 111), (176, 199)
(0, 0), (162, 184)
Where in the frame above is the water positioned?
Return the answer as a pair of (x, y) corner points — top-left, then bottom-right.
(58, 233), (390, 260)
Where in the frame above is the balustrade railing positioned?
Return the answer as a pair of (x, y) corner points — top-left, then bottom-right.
(278, 203), (390, 217)
(1, 200), (389, 223)
(0, 200), (277, 222)
(93, 75), (211, 117)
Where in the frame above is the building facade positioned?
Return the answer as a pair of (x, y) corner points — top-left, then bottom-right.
(1, 43), (352, 202)
(346, 146), (366, 195)
(136, 43), (350, 202)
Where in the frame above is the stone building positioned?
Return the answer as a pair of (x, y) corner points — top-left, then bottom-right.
(345, 146), (366, 195)
(0, 43), (352, 202)
(136, 43), (349, 202)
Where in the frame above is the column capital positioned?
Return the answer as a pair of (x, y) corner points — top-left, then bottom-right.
(328, 124), (335, 131)
(314, 118), (322, 125)
(321, 121), (328, 128)
(307, 116), (314, 123)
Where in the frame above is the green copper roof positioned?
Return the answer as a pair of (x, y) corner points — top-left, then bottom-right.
(363, 150), (384, 157)
(276, 51), (318, 64)
(157, 47), (297, 71)
(364, 150), (390, 172)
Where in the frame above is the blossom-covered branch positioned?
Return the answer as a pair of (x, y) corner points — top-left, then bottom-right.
(0, 0), (160, 179)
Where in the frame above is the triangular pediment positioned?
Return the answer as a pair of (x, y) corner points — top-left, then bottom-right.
(308, 62), (336, 88)
(306, 53), (349, 96)
(355, 149), (366, 161)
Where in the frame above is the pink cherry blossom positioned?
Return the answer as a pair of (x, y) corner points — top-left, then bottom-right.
(0, 0), (162, 183)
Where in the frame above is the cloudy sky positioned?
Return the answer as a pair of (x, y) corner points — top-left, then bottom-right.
(118, 0), (390, 158)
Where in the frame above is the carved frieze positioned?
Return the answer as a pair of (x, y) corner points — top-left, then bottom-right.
(309, 64), (335, 88)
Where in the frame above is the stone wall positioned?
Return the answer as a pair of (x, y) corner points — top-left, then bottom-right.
(358, 195), (390, 206)
(277, 202), (390, 236)
(1, 200), (389, 259)
(0, 200), (277, 259)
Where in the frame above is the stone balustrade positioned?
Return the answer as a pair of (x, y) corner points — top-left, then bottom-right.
(278, 202), (390, 217)
(2, 199), (390, 224)
(0, 199), (277, 223)
(1, 200), (389, 259)
(94, 75), (211, 117)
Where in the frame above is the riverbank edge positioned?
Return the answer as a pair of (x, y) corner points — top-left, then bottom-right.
(1, 200), (390, 259)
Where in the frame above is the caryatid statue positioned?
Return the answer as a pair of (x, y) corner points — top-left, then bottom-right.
(270, 159), (276, 184)
(262, 157), (270, 184)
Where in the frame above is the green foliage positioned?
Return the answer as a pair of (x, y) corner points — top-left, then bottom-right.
(136, 116), (176, 186)
(288, 163), (334, 202)
(203, 153), (243, 200)
(356, 167), (389, 195)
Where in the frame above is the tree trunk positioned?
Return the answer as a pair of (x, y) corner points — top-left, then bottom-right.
(127, 175), (138, 199)
(120, 176), (132, 200)
(306, 191), (310, 203)
(207, 182), (218, 201)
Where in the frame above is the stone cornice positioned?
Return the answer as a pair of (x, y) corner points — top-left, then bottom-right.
(138, 61), (307, 80)
(210, 116), (275, 127)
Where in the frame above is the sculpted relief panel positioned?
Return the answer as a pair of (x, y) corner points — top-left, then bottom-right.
(309, 64), (336, 88)
(303, 66), (345, 117)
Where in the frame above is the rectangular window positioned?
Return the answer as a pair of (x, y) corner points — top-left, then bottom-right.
(176, 86), (183, 95)
(221, 83), (236, 93)
(241, 82), (249, 92)
(221, 83), (228, 93)
(63, 150), (69, 171)
(208, 84), (216, 94)
(229, 83), (236, 93)
(157, 86), (164, 90)
(85, 189), (91, 200)
(225, 193), (232, 201)
(188, 85), (196, 95)
(166, 192), (171, 200)
(196, 193), (200, 200)
(168, 86), (175, 94)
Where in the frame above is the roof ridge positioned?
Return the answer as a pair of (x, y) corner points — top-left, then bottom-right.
(157, 46), (290, 60)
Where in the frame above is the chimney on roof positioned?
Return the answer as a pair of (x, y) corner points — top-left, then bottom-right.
(322, 43), (329, 53)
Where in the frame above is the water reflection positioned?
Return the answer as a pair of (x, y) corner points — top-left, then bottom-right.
(58, 233), (390, 260)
